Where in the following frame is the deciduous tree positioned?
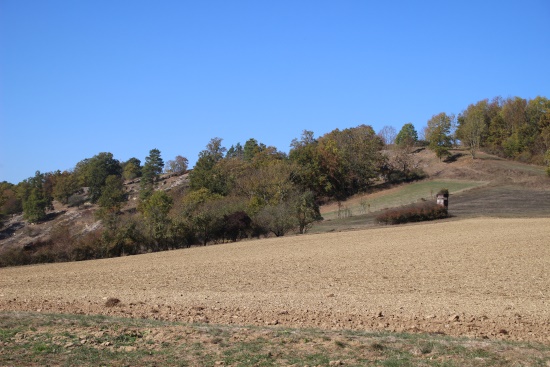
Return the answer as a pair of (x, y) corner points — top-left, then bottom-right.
(223, 211), (252, 242)
(20, 171), (52, 223)
(426, 113), (453, 161)
(0, 182), (22, 220)
(395, 123), (418, 148)
(378, 125), (397, 146)
(189, 138), (228, 194)
(98, 175), (126, 212)
(457, 101), (488, 159)
(52, 171), (79, 204)
(292, 190), (322, 234)
(80, 152), (122, 203)
(164, 155), (188, 175)
(253, 202), (297, 237)
(317, 125), (384, 199)
(180, 188), (225, 245)
(141, 190), (173, 250)
(122, 158), (141, 180)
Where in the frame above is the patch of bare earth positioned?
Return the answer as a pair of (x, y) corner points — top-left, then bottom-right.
(1, 217), (549, 344)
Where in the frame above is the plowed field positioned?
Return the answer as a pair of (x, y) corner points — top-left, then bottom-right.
(1, 217), (549, 343)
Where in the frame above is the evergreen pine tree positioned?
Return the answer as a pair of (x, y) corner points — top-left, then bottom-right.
(140, 149), (164, 200)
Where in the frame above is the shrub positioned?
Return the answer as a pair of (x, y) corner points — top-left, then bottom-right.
(376, 201), (448, 225)
(67, 193), (86, 208)
(223, 211), (252, 242)
(0, 248), (31, 267)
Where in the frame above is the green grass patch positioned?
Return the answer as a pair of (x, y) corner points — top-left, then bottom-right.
(0, 311), (548, 367)
(321, 180), (485, 220)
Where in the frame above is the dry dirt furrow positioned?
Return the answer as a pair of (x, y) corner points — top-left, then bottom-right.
(1, 217), (549, 343)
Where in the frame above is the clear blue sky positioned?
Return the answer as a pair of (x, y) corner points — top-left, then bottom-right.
(1, 0), (549, 184)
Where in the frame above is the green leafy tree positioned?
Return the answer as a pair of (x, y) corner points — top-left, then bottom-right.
(122, 158), (142, 180)
(23, 189), (48, 223)
(253, 202), (297, 237)
(80, 152), (123, 203)
(0, 182), (22, 220)
(316, 125), (384, 199)
(52, 171), (79, 204)
(526, 96), (550, 158)
(233, 160), (295, 212)
(226, 143), (244, 159)
(292, 190), (322, 234)
(20, 171), (52, 223)
(395, 123), (418, 148)
(243, 138), (267, 161)
(290, 127), (384, 200)
(189, 138), (228, 194)
(0, 184), (7, 215)
(192, 202), (224, 245)
(140, 149), (164, 200)
(289, 130), (324, 197)
(73, 158), (92, 187)
(98, 175), (126, 212)
(426, 113), (453, 161)
(457, 101), (489, 159)
(500, 97), (528, 158)
(437, 95), (550, 164)
(141, 190), (173, 251)
(486, 96), (507, 152)
(100, 217), (143, 257)
(180, 188), (225, 245)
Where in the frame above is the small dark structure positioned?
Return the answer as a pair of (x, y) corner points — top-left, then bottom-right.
(436, 192), (449, 209)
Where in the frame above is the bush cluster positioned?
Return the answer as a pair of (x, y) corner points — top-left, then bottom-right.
(376, 201), (448, 225)
(0, 230), (104, 267)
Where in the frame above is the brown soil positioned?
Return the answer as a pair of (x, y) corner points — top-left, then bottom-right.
(1, 217), (549, 344)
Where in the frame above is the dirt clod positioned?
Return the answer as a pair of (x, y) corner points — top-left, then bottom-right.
(104, 298), (120, 307)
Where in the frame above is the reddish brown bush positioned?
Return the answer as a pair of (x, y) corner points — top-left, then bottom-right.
(377, 201), (448, 225)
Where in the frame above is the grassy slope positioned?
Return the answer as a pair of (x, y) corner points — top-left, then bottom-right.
(320, 180), (485, 220)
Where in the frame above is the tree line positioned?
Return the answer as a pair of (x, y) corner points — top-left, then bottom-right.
(0, 125), (401, 264)
(455, 96), (550, 166)
(1, 94), (548, 265)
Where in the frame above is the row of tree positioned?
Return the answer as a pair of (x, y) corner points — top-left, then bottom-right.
(1, 125), (404, 256)
(456, 96), (550, 164)
(1, 95), (549, 262)
(378, 95), (550, 166)
(0, 149), (190, 224)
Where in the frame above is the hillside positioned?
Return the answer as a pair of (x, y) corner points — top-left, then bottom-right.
(1, 148), (549, 255)
(0, 172), (190, 254)
(313, 148), (549, 232)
